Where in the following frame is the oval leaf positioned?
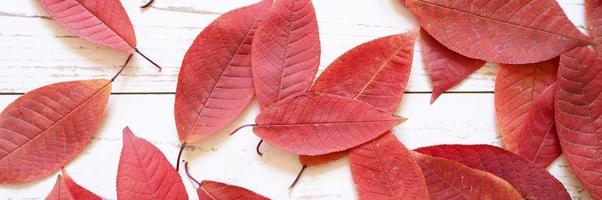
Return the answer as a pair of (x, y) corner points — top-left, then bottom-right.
(117, 127), (188, 200)
(556, 47), (602, 199)
(350, 132), (428, 200)
(46, 170), (101, 200)
(412, 152), (523, 200)
(415, 144), (570, 200)
(197, 180), (269, 200)
(0, 79), (111, 183)
(251, 0), (321, 109)
(37, 0), (136, 52)
(406, 0), (590, 64)
(254, 93), (404, 155)
(420, 29), (485, 103)
(175, 0), (271, 143)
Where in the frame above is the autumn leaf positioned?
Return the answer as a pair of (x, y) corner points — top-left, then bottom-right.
(350, 132), (428, 200)
(556, 47), (602, 199)
(412, 151), (523, 200)
(116, 127), (188, 199)
(587, 0), (602, 55)
(0, 79), (111, 183)
(45, 170), (101, 200)
(405, 0), (590, 64)
(415, 144), (570, 200)
(251, 0), (321, 109)
(175, 0), (272, 144)
(183, 162), (269, 200)
(254, 93), (404, 155)
(419, 29), (485, 103)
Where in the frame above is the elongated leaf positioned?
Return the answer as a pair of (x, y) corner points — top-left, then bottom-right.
(556, 47), (602, 199)
(46, 170), (101, 200)
(350, 132), (428, 200)
(0, 79), (111, 183)
(251, 0), (321, 109)
(197, 180), (269, 200)
(254, 93), (404, 155)
(117, 127), (188, 200)
(420, 29), (485, 103)
(517, 83), (561, 167)
(587, 0), (602, 55)
(495, 60), (557, 153)
(175, 0), (271, 143)
(37, 0), (136, 52)
(412, 152), (523, 200)
(405, 0), (590, 64)
(416, 145), (570, 200)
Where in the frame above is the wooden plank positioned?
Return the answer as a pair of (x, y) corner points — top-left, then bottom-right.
(0, 94), (590, 199)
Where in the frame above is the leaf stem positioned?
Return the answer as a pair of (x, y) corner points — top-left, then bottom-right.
(184, 162), (201, 187)
(140, 0), (155, 8)
(256, 140), (264, 156)
(175, 143), (186, 171)
(289, 165), (307, 190)
(111, 54), (134, 82)
(134, 48), (162, 71)
(229, 124), (256, 135)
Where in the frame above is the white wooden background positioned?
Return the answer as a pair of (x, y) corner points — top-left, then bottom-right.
(0, 0), (593, 199)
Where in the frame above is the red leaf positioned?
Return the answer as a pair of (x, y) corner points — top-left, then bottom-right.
(516, 83), (561, 167)
(412, 151), (523, 200)
(45, 170), (101, 200)
(251, 0), (321, 109)
(174, 0), (272, 143)
(419, 29), (485, 103)
(37, 0), (136, 52)
(405, 0), (590, 64)
(350, 132), (428, 200)
(495, 59), (557, 154)
(197, 180), (269, 200)
(586, 0), (602, 54)
(254, 93), (404, 155)
(0, 79), (111, 183)
(415, 145), (570, 200)
(556, 47), (602, 199)
(117, 127), (188, 200)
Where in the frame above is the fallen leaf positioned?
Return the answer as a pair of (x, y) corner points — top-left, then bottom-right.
(251, 0), (321, 109)
(415, 144), (570, 200)
(0, 79), (111, 183)
(556, 47), (602, 199)
(197, 181), (269, 200)
(45, 170), (101, 200)
(517, 83), (561, 167)
(586, 0), (602, 54)
(254, 93), (404, 155)
(405, 0), (590, 64)
(117, 127), (188, 200)
(495, 59), (558, 154)
(412, 151), (523, 200)
(419, 29), (485, 103)
(175, 0), (272, 143)
(350, 132), (428, 200)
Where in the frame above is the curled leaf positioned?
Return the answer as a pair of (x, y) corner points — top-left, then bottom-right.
(45, 170), (101, 200)
(197, 181), (269, 200)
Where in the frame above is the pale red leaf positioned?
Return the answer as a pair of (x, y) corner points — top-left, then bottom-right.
(405, 0), (590, 64)
(254, 93), (404, 155)
(197, 180), (269, 200)
(516, 83), (561, 167)
(350, 132), (428, 200)
(45, 170), (101, 200)
(415, 144), (570, 200)
(556, 47), (602, 199)
(251, 0), (321, 109)
(117, 127), (188, 200)
(586, 0), (602, 54)
(37, 0), (136, 52)
(175, 0), (272, 143)
(495, 59), (557, 153)
(420, 29), (485, 103)
(412, 152), (523, 200)
(0, 79), (111, 183)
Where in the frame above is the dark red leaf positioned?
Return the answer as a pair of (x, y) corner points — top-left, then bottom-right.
(251, 0), (321, 109)
(254, 93), (404, 155)
(45, 170), (101, 200)
(197, 180), (269, 200)
(556, 47), (602, 199)
(0, 79), (111, 183)
(415, 144), (570, 199)
(419, 29), (485, 103)
(117, 127), (188, 199)
(175, 0), (272, 143)
(406, 0), (590, 64)
(350, 132), (428, 200)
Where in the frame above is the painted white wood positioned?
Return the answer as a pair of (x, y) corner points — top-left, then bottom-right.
(0, 94), (591, 199)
